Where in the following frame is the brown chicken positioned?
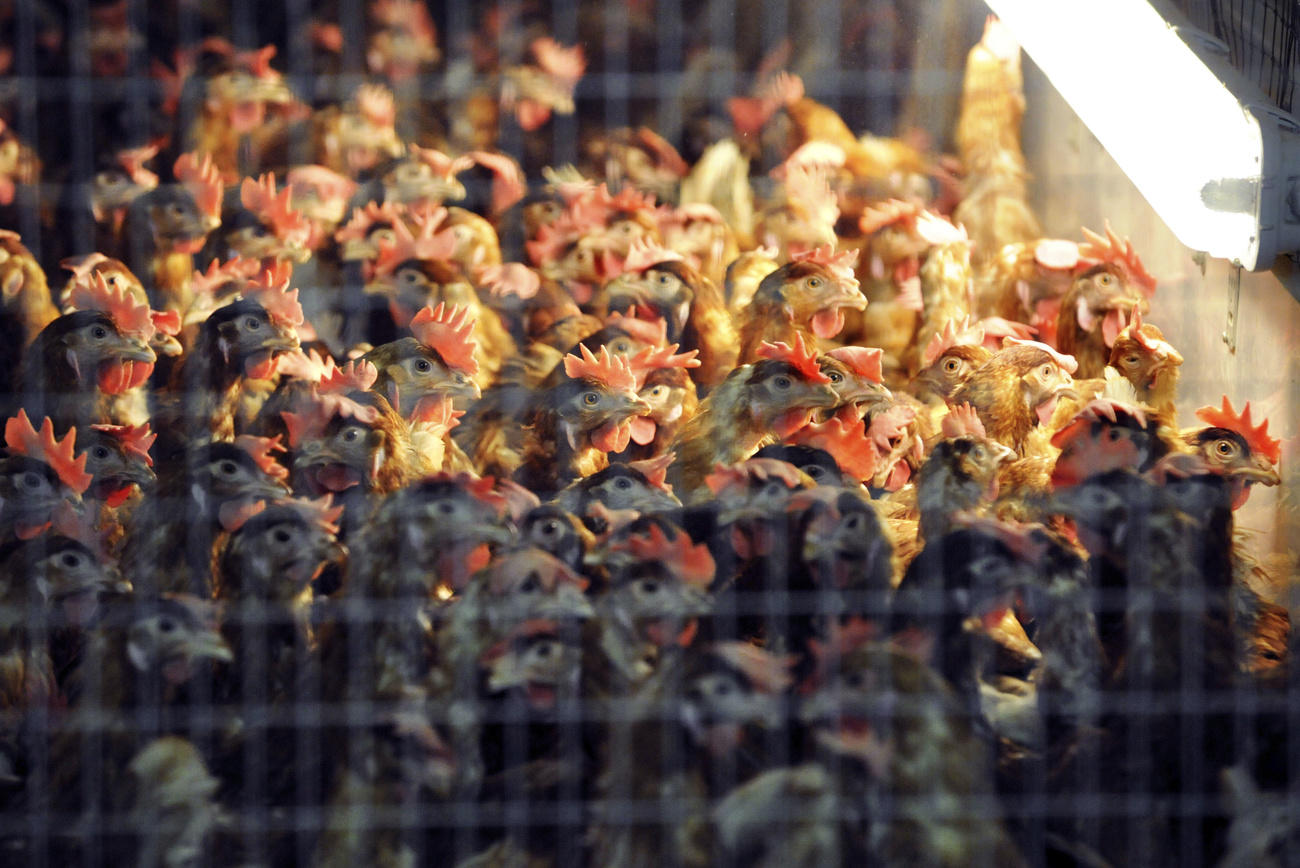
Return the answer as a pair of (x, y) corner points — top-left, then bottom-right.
(736, 249), (867, 364)
(596, 238), (738, 392)
(1107, 308), (1183, 426)
(1184, 397), (1283, 510)
(953, 16), (1041, 268)
(950, 339), (1078, 454)
(0, 231), (59, 380)
(912, 317), (992, 405)
(512, 346), (650, 498)
(917, 405), (1015, 541)
(0, 411), (94, 545)
(669, 336), (839, 504)
(153, 275), (302, 459)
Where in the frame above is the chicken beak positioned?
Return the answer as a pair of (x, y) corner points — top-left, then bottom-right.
(175, 628), (234, 665)
(152, 335), (184, 357)
(1238, 455), (1282, 487)
(116, 337), (158, 364)
(261, 328), (300, 353)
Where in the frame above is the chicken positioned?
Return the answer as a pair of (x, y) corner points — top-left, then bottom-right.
(0, 532), (115, 716)
(512, 346), (650, 498)
(911, 316), (991, 404)
(312, 83), (405, 179)
(0, 410), (93, 544)
(1048, 398), (1169, 489)
(213, 172), (313, 268)
(669, 336), (839, 504)
(735, 250), (866, 365)
(81, 423), (157, 509)
(46, 595), (232, 860)
(118, 437), (290, 596)
(953, 16), (1041, 267)
(183, 42), (298, 183)
(596, 238), (738, 392)
(14, 305), (156, 432)
(123, 152), (224, 311)
(798, 641), (1028, 866)
(950, 339), (1078, 454)
(152, 275), (302, 459)
(1183, 396), (1282, 510)
(552, 457), (681, 529)
(1106, 308), (1183, 427)
(0, 231), (59, 384)
(1055, 262), (1149, 380)
(121, 737), (223, 868)
(280, 361), (418, 534)
(916, 406), (1015, 541)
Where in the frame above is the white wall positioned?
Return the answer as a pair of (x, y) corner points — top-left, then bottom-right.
(1019, 58), (1299, 573)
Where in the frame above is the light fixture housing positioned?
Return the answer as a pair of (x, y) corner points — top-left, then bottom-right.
(985, 0), (1300, 271)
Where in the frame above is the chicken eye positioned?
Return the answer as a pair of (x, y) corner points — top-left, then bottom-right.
(244, 316), (262, 330)
(92, 446), (111, 459)
(648, 386), (666, 398)
(399, 270), (421, 285)
(805, 466), (825, 480)
(1215, 439), (1238, 457)
(656, 272), (672, 285)
(583, 392), (600, 405)
(773, 375), (792, 390)
(541, 520), (560, 535)
(806, 277), (822, 289)
(1106, 428), (1123, 441)
(157, 617), (176, 633)
(219, 461), (239, 476)
(637, 580), (660, 595)
(1041, 364), (1053, 378)
(273, 528), (292, 544)
(611, 340), (630, 354)
(414, 359), (432, 373)
(1124, 355), (1141, 367)
(437, 502), (456, 515)
(342, 427), (362, 442)
(1097, 273), (1115, 287)
(519, 572), (541, 593)
(943, 358), (961, 373)
(972, 446), (986, 460)
(533, 641), (554, 659)
(91, 325), (109, 339)
(827, 371), (843, 383)
(62, 553), (82, 568)
(615, 477), (633, 490)
(21, 471), (44, 490)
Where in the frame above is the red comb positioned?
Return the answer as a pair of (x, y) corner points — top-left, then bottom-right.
(117, 144), (161, 188)
(858, 198), (921, 235)
(479, 262), (541, 300)
(1002, 336), (1079, 374)
(289, 493), (345, 535)
(172, 151), (223, 223)
(626, 453), (675, 494)
(231, 44), (278, 78)
(409, 143), (476, 181)
(240, 173), (311, 246)
(410, 302), (480, 376)
(372, 209), (456, 277)
(190, 256), (261, 299)
(621, 236), (683, 274)
(782, 164), (839, 226)
(635, 127), (689, 178)
(281, 392), (381, 449)
(710, 642), (796, 694)
(275, 348), (336, 384)
(628, 343), (700, 388)
(319, 359), (378, 394)
(915, 211), (968, 245)
(355, 83), (396, 128)
(756, 333), (830, 383)
(786, 414), (876, 481)
(334, 201), (406, 244)
(614, 523), (714, 589)
(467, 150), (527, 214)
(826, 346), (883, 383)
(1078, 222), (1157, 298)
(532, 37), (586, 87)
(1195, 396), (1281, 465)
(4, 411), (92, 495)
(90, 423), (157, 468)
(790, 244), (860, 283)
(922, 317), (985, 368)
(241, 268), (304, 330)
(941, 402), (987, 439)
(233, 435), (289, 482)
(606, 185), (658, 216)
(563, 344), (637, 392)
(705, 458), (808, 496)
(605, 310), (669, 347)
(1034, 239), (1080, 270)
(67, 271), (156, 342)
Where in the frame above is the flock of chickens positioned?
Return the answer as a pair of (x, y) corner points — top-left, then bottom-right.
(0, 5), (1292, 867)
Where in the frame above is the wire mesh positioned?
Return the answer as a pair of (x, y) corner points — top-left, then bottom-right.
(0, 1), (1292, 867)
(1173, 0), (1300, 111)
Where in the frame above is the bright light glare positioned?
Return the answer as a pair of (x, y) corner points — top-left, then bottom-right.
(986, 0), (1264, 264)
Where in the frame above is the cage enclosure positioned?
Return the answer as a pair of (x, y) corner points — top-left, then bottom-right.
(0, 0), (1295, 866)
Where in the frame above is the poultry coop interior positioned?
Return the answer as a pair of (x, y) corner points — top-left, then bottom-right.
(0, 0), (1296, 865)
